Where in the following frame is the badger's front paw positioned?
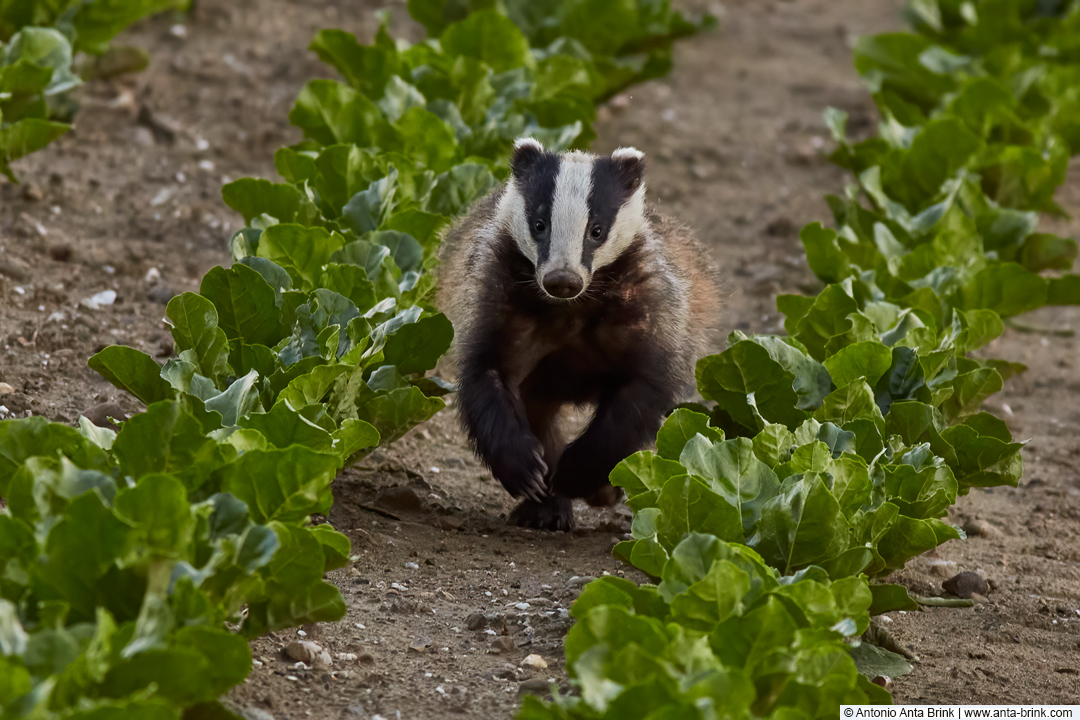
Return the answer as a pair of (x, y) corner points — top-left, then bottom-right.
(509, 495), (575, 531)
(491, 436), (549, 502)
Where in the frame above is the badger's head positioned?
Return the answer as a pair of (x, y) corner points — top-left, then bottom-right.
(495, 137), (647, 301)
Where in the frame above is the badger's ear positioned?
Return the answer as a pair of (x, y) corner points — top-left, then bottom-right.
(611, 147), (645, 192)
(511, 137), (545, 177)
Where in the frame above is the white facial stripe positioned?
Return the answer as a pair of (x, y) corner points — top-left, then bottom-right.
(592, 183), (646, 270)
(495, 181), (537, 264)
(547, 154), (592, 274)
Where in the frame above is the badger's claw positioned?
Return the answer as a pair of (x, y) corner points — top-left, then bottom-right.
(492, 436), (549, 502)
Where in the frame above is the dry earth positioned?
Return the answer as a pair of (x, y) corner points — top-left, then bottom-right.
(0, 0), (1077, 717)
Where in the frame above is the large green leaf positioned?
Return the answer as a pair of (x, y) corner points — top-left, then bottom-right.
(200, 264), (286, 347)
(88, 347), (172, 406)
(353, 386), (444, 445)
(218, 447), (341, 524)
(440, 10), (531, 73)
(112, 402), (227, 490)
(165, 294), (229, 382)
(747, 473), (849, 574)
(679, 436), (780, 532)
(221, 179), (301, 224)
(655, 409), (724, 461)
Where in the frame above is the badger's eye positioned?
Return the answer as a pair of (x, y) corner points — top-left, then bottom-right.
(590, 225), (604, 240)
(534, 219), (546, 233)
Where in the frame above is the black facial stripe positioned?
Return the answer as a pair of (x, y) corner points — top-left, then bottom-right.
(582, 158), (635, 270)
(515, 152), (561, 266)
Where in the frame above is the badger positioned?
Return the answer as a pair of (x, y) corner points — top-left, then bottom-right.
(437, 138), (721, 531)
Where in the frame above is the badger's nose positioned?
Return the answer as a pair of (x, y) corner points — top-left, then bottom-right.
(542, 269), (584, 299)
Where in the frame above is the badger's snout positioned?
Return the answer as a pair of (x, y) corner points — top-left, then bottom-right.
(541, 268), (585, 299)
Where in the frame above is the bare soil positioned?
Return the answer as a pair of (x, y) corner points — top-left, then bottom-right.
(0, 0), (1077, 717)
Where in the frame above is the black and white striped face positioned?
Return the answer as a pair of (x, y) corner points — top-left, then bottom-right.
(495, 138), (647, 301)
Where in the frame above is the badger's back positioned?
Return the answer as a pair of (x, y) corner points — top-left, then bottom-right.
(646, 210), (723, 377)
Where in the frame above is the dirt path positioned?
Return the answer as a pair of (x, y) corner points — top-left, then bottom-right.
(1, 1), (1077, 717)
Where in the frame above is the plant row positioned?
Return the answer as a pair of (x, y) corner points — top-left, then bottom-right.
(0, 2), (712, 718)
(525, 1), (1080, 718)
(1, 0), (188, 180)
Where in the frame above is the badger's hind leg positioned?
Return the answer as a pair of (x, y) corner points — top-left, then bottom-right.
(584, 485), (623, 507)
(508, 388), (575, 531)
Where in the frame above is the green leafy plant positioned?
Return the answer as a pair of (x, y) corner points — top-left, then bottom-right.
(521, 534), (888, 720)
(0, 408), (353, 717)
(525, 1), (1080, 717)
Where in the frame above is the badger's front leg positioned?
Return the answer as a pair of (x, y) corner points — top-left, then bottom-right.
(456, 335), (549, 504)
(507, 387), (575, 531)
(551, 374), (675, 501)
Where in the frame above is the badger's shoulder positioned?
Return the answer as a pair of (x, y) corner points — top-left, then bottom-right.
(435, 186), (506, 333)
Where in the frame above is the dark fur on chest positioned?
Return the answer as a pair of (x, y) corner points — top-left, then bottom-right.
(454, 229), (683, 531)
(475, 232), (660, 391)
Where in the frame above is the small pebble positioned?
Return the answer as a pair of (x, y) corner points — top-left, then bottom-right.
(408, 637), (433, 653)
(522, 654), (548, 670)
(80, 290), (116, 310)
(963, 519), (1002, 538)
(284, 640), (330, 666)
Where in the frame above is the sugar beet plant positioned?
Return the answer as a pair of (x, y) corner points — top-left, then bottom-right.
(0, 2), (711, 717)
(524, 1), (1080, 718)
(0, 0), (187, 180)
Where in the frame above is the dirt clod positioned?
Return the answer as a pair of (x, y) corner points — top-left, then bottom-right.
(943, 572), (990, 599)
(518, 678), (551, 696)
(489, 637), (516, 655)
(375, 485), (425, 513)
(80, 402), (128, 428)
